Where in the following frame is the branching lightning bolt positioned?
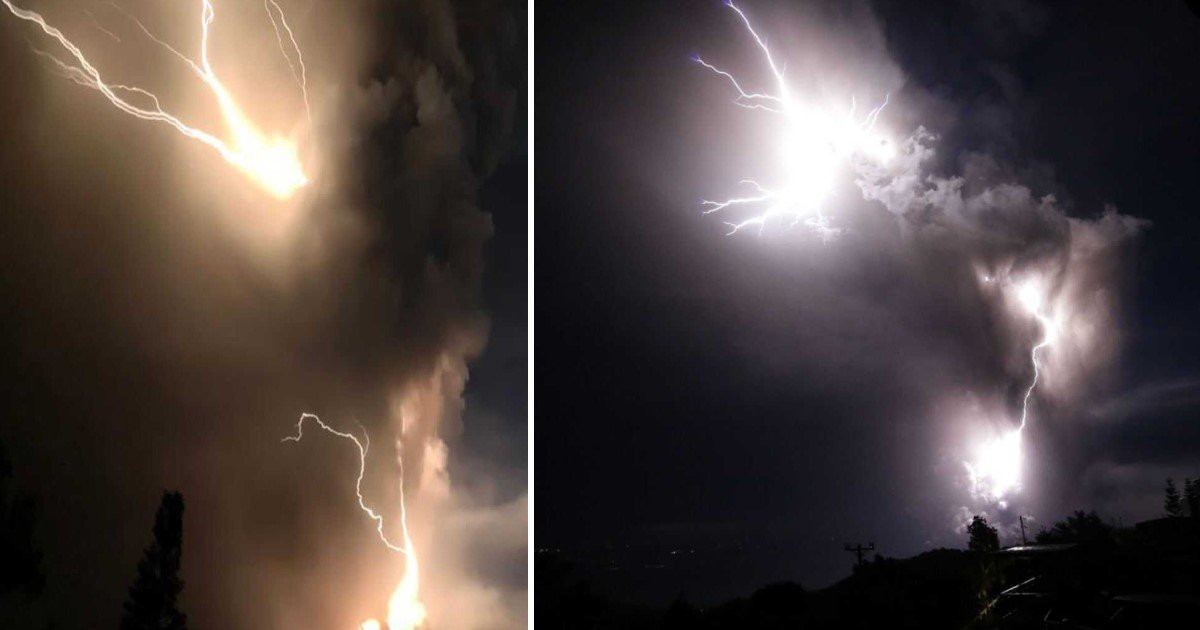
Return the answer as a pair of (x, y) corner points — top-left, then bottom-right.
(2, 0), (309, 199)
(692, 4), (1070, 516)
(104, 1), (205, 73)
(283, 413), (427, 630)
(283, 413), (410, 555)
(695, 1), (893, 238)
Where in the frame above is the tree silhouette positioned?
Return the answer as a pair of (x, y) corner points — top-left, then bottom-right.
(966, 515), (999, 552)
(0, 438), (44, 598)
(1184, 478), (1200, 518)
(1034, 510), (1113, 545)
(1164, 478), (1183, 517)
(120, 491), (187, 630)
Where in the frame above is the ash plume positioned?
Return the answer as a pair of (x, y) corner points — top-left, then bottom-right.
(855, 127), (1146, 530)
(0, 0), (524, 627)
(690, 0), (1151, 544)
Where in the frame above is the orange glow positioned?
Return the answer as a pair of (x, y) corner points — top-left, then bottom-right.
(2, 0), (308, 199)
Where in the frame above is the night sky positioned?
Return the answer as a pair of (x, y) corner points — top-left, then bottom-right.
(0, 0), (525, 628)
(536, 0), (1200, 607)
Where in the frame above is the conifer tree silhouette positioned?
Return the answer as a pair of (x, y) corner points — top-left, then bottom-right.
(120, 491), (186, 630)
(1183, 478), (1200, 517)
(1164, 478), (1183, 517)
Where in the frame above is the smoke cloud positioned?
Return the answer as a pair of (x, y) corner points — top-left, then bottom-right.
(681, 0), (1154, 546)
(725, 0), (1155, 539)
(0, 0), (524, 627)
(854, 125), (1147, 532)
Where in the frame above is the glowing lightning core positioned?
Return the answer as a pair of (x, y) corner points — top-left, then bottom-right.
(696, 1), (894, 237)
(2, 0), (308, 199)
(284, 413), (426, 630)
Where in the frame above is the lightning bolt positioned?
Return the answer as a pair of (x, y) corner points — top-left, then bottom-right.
(692, 4), (1069, 514)
(696, 1), (893, 238)
(264, 0), (311, 123)
(2, 0), (309, 199)
(1013, 278), (1059, 440)
(1018, 312), (1054, 433)
(283, 413), (411, 555)
(84, 8), (120, 43)
(966, 278), (1060, 502)
(283, 413), (426, 630)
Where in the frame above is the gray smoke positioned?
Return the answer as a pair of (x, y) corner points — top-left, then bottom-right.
(854, 126), (1146, 536)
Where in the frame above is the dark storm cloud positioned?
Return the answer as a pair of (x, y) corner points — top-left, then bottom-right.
(0, 0), (524, 628)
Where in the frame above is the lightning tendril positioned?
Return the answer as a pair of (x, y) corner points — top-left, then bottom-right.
(264, 0), (311, 123)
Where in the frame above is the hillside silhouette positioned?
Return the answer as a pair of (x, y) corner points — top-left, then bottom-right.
(538, 488), (1200, 629)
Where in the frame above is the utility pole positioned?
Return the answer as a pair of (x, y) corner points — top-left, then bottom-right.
(1019, 515), (1028, 546)
(844, 542), (875, 568)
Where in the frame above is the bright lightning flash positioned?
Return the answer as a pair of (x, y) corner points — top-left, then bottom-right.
(284, 413), (427, 630)
(696, 1), (894, 237)
(967, 277), (1060, 501)
(2, 0), (309, 199)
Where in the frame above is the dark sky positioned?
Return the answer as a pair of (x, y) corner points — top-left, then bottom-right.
(0, 0), (525, 628)
(536, 0), (1200, 606)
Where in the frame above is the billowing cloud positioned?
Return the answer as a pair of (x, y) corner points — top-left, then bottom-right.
(0, 0), (524, 627)
(684, 0), (1151, 545)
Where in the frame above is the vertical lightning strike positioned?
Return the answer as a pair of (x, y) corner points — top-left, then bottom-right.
(696, 1), (894, 237)
(2, 0), (309, 199)
(966, 279), (1059, 501)
(1015, 280), (1058, 434)
(1018, 316), (1052, 432)
(384, 431), (425, 630)
(283, 413), (426, 630)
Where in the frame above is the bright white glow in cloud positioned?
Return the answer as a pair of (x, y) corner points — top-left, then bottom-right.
(696, 1), (894, 238)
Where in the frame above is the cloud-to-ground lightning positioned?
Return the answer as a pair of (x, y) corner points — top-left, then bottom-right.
(967, 278), (1061, 502)
(284, 413), (427, 630)
(1015, 279), (1058, 434)
(2, 0), (309, 199)
(695, 1), (894, 237)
